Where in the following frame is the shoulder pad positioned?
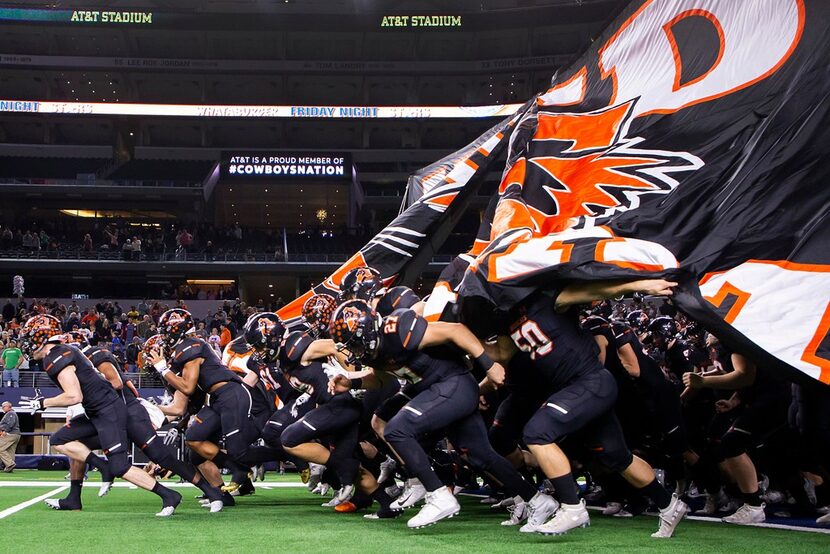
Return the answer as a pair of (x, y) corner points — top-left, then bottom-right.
(173, 337), (206, 364)
(44, 345), (78, 378)
(282, 331), (315, 365)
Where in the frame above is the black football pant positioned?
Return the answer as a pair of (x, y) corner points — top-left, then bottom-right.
(384, 371), (537, 500)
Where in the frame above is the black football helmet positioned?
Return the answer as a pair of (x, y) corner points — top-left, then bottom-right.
(157, 308), (195, 349)
(648, 316), (678, 343)
(329, 300), (382, 364)
(243, 312), (286, 363)
(626, 309), (650, 331)
(338, 266), (384, 302)
(590, 300), (613, 320)
(301, 294), (337, 338)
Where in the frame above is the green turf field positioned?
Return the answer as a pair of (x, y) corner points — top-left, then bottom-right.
(0, 471), (826, 553)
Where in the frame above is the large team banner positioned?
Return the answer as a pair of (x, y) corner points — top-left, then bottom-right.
(454, 0), (829, 385)
(282, 0), (829, 386)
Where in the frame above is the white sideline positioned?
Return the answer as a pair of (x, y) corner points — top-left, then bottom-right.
(0, 480), (306, 489)
(0, 486), (68, 520)
(582, 504), (830, 535)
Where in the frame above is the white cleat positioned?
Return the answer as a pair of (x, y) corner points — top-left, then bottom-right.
(816, 512), (830, 525)
(491, 496), (516, 510)
(378, 456), (397, 485)
(602, 501), (623, 516)
(500, 496), (528, 526)
(322, 484), (355, 507)
(723, 503), (766, 525)
(407, 487), (460, 529)
(98, 481), (113, 498)
(537, 500), (590, 536)
(652, 494), (688, 538)
(156, 506), (177, 517)
(390, 478), (427, 511)
(45, 499), (60, 510)
(208, 500), (223, 513)
(519, 492), (560, 533)
(307, 463), (325, 491)
(311, 482), (330, 496)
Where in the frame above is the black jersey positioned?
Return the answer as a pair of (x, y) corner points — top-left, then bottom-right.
(278, 331), (333, 404)
(85, 345), (137, 404)
(508, 292), (602, 390)
(171, 337), (241, 392)
(44, 344), (118, 414)
(376, 286), (421, 317)
(373, 308), (467, 384)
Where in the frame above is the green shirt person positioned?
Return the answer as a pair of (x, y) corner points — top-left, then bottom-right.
(1, 342), (23, 387)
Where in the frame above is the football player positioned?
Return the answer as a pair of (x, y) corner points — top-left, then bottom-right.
(20, 315), (182, 516)
(484, 280), (688, 538)
(329, 300), (539, 529)
(148, 309), (279, 489)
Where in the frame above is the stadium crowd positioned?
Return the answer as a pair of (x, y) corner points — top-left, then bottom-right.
(8, 268), (830, 533)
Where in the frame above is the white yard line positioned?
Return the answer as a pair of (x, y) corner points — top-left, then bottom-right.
(0, 480), (306, 489)
(0, 486), (68, 520)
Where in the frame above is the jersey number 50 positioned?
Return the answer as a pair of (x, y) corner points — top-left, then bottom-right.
(510, 320), (553, 360)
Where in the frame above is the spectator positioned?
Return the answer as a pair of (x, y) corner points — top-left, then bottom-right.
(2, 299), (14, 322)
(0, 402), (20, 472)
(219, 322), (232, 349)
(207, 328), (222, 354)
(137, 314), (152, 338)
(1, 340), (23, 388)
(125, 337), (141, 373)
(82, 233), (93, 252)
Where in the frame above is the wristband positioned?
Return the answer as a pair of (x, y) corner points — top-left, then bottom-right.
(349, 377), (363, 389)
(473, 352), (495, 372)
(160, 368), (171, 379)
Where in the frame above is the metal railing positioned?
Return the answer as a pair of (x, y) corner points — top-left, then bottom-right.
(12, 370), (165, 388)
(0, 177), (203, 188)
(0, 249), (455, 264)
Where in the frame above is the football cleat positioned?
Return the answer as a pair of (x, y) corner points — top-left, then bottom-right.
(602, 501), (623, 516)
(98, 481), (113, 498)
(537, 500), (590, 536)
(156, 491), (182, 518)
(334, 501), (358, 513)
(377, 456), (397, 485)
(390, 478), (427, 511)
(322, 485), (355, 507)
(651, 494), (688, 538)
(722, 503), (766, 525)
(519, 492), (559, 533)
(500, 497), (529, 526)
(407, 487), (460, 529)
(307, 463), (325, 491)
(45, 498), (81, 511)
(816, 512), (830, 525)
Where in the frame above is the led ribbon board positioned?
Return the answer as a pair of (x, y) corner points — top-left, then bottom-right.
(0, 100), (524, 119)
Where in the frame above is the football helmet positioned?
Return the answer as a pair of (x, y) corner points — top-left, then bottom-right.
(301, 294), (337, 338)
(338, 266), (384, 302)
(139, 334), (167, 373)
(53, 330), (91, 349)
(157, 308), (195, 349)
(329, 300), (382, 364)
(19, 314), (63, 356)
(243, 312), (285, 363)
(626, 309), (650, 331)
(648, 316), (678, 342)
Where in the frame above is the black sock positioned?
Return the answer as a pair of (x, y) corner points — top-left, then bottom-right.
(85, 453), (113, 482)
(550, 474), (580, 505)
(371, 487), (394, 509)
(640, 478), (672, 510)
(151, 482), (179, 504)
(743, 489), (763, 507)
(193, 475), (223, 501)
(67, 479), (83, 503)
